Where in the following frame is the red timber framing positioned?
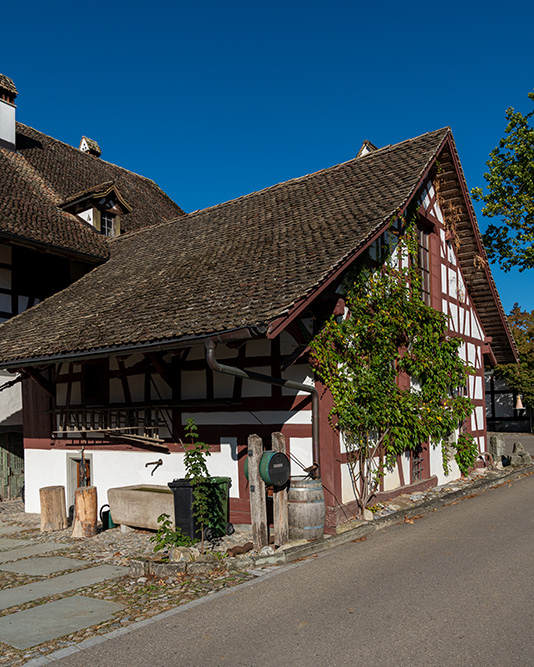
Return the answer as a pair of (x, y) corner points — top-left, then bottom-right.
(18, 134), (516, 531)
(24, 333), (317, 527)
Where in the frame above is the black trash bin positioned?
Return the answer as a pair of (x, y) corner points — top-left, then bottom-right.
(168, 477), (233, 541)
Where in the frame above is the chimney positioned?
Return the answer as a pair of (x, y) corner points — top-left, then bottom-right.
(0, 74), (17, 152)
(79, 136), (102, 158)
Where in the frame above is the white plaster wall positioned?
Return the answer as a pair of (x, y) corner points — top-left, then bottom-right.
(242, 367), (272, 397)
(214, 344), (238, 360)
(0, 372), (22, 426)
(280, 331), (299, 356)
(0, 267), (11, 290)
(151, 374), (171, 401)
(25, 440), (242, 514)
(339, 455), (403, 502)
(246, 339), (271, 357)
(382, 463), (401, 492)
(213, 372), (234, 399)
(18, 296), (30, 312)
(400, 451), (411, 486)
(281, 364), (314, 396)
(288, 436), (313, 475)
(124, 354), (143, 369)
(25, 449), (70, 513)
(428, 440), (461, 485)
(186, 346), (205, 361)
(110, 378), (125, 403)
(78, 209), (94, 225)
(0, 293), (11, 313)
(181, 371), (206, 400)
(341, 463), (354, 504)
(0, 100), (16, 147)
(0, 244), (11, 264)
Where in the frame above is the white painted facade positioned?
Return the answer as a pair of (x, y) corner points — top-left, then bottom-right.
(0, 370), (22, 427)
(28, 332), (315, 514)
(0, 98), (16, 149)
(24, 436), (241, 514)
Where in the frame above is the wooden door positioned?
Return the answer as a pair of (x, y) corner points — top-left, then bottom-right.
(0, 432), (24, 500)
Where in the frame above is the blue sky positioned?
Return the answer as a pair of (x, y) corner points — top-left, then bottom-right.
(2, 0), (533, 313)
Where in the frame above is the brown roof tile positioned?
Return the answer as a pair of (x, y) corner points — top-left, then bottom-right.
(0, 123), (184, 259)
(0, 128), (454, 364)
(0, 74), (17, 97)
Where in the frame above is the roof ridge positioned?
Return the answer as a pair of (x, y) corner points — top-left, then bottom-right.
(16, 122), (185, 225)
(16, 122), (182, 207)
(355, 126), (450, 161)
(110, 126), (451, 246)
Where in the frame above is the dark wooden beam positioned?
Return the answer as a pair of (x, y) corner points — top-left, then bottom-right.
(145, 352), (174, 387)
(25, 367), (55, 397)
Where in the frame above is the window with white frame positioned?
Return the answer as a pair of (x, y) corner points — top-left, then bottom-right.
(100, 212), (116, 237)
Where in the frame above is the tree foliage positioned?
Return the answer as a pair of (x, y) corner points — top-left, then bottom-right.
(495, 304), (534, 408)
(472, 92), (534, 271)
(310, 221), (475, 515)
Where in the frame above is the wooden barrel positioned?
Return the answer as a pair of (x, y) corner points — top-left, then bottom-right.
(288, 477), (325, 541)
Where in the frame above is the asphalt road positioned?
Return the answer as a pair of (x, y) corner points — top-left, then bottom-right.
(56, 471), (534, 667)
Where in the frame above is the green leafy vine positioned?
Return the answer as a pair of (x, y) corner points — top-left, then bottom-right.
(310, 214), (476, 514)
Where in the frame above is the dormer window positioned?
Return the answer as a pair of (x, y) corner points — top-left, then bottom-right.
(60, 181), (131, 239)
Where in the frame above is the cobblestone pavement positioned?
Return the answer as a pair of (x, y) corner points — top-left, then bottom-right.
(0, 502), (256, 666)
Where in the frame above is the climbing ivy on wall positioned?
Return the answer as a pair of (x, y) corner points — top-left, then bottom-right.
(310, 216), (476, 515)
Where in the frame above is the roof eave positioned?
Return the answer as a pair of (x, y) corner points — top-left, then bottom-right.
(443, 135), (519, 365)
(1, 326), (258, 370)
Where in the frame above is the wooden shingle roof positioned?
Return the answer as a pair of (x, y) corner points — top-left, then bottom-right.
(0, 123), (184, 260)
(0, 74), (17, 97)
(0, 127), (517, 366)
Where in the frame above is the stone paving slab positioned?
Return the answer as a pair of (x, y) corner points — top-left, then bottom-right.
(0, 595), (124, 649)
(0, 564), (127, 610)
(0, 543), (62, 564)
(0, 556), (89, 576)
(0, 538), (32, 551)
(0, 526), (19, 535)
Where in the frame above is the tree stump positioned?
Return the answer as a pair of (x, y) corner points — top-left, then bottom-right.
(71, 486), (98, 538)
(39, 486), (68, 532)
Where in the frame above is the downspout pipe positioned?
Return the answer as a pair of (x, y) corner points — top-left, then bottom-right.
(204, 339), (320, 475)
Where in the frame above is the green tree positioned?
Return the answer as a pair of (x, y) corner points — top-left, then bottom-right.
(310, 221), (475, 515)
(472, 91), (534, 272)
(494, 304), (534, 409)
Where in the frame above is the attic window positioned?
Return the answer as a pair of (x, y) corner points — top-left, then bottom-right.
(60, 182), (129, 237)
(100, 212), (116, 237)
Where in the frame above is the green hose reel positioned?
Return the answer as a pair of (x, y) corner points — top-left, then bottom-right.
(244, 450), (291, 486)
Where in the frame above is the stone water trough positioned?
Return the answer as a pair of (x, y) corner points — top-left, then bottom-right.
(107, 485), (174, 531)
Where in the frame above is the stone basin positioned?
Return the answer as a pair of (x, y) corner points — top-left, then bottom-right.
(107, 484), (174, 531)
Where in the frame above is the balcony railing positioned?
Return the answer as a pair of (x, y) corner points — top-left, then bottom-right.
(53, 405), (172, 445)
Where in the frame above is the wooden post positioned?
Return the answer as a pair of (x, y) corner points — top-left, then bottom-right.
(39, 486), (68, 532)
(71, 486), (98, 538)
(272, 432), (289, 546)
(248, 434), (268, 551)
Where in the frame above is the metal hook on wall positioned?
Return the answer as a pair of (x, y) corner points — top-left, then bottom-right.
(145, 459), (163, 476)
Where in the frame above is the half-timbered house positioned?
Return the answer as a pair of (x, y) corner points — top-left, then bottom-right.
(0, 73), (183, 499)
(0, 125), (518, 531)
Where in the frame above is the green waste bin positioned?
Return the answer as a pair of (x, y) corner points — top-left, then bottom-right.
(168, 476), (234, 541)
